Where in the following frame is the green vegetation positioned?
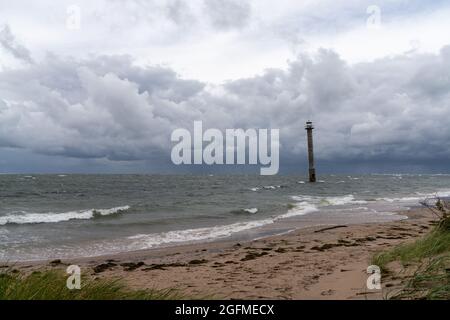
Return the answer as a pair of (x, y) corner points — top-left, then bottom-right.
(373, 220), (450, 271)
(372, 201), (450, 300)
(0, 269), (184, 300)
(393, 255), (450, 299)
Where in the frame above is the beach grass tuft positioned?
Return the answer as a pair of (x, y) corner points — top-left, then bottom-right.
(373, 223), (450, 271)
(372, 215), (450, 299)
(393, 255), (450, 300)
(0, 269), (184, 300)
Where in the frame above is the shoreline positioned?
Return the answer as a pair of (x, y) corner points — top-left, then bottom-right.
(6, 207), (436, 299)
(3, 204), (411, 265)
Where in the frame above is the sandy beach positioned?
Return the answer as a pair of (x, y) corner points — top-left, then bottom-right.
(6, 207), (436, 300)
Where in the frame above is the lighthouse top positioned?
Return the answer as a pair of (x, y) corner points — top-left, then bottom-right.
(305, 121), (314, 130)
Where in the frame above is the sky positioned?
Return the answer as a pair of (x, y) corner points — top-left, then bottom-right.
(0, 0), (450, 174)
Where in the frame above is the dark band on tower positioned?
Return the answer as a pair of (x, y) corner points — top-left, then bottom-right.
(305, 121), (316, 183)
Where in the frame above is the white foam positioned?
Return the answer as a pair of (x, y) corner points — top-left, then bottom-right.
(436, 189), (450, 197)
(326, 195), (367, 205)
(128, 218), (274, 248)
(378, 190), (450, 203)
(244, 208), (258, 214)
(375, 189), (450, 203)
(277, 201), (318, 219)
(291, 194), (367, 206)
(0, 206), (130, 225)
(127, 201), (318, 249)
(251, 185), (282, 191)
(376, 196), (421, 203)
(263, 185), (279, 190)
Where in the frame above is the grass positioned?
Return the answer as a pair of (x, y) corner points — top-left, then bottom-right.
(0, 269), (185, 300)
(393, 255), (450, 300)
(373, 221), (450, 271)
(372, 216), (450, 300)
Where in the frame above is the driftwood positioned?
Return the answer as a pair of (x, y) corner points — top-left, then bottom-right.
(314, 225), (347, 233)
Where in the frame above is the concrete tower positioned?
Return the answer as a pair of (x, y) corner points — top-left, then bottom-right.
(305, 121), (316, 182)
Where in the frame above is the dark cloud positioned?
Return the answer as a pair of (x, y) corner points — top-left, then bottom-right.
(0, 24), (34, 64)
(0, 53), (204, 161)
(165, 0), (195, 25)
(1, 43), (450, 171)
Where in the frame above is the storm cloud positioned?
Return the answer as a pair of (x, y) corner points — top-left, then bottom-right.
(1, 0), (450, 173)
(0, 25), (34, 64)
(1, 36), (450, 171)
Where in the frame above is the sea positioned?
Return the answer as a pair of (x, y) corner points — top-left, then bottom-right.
(1, 174), (450, 262)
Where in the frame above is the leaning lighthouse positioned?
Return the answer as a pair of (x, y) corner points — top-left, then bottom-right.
(305, 121), (316, 182)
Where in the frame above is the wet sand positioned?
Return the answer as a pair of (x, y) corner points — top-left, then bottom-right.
(9, 208), (436, 300)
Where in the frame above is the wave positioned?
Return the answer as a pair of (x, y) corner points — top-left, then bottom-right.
(250, 185), (284, 191)
(127, 201), (318, 249)
(278, 201), (318, 219)
(376, 196), (421, 203)
(263, 185), (281, 190)
(431, 189), (450, 198)
(231, 208), (259, 214)
(377, 190), (450, 203)
(291, 194), (367, 206)
(128, 218), (274, 248)
(0, 206), (130, 225)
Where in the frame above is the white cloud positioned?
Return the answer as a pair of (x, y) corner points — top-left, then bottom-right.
(2, 0), (449, 83)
